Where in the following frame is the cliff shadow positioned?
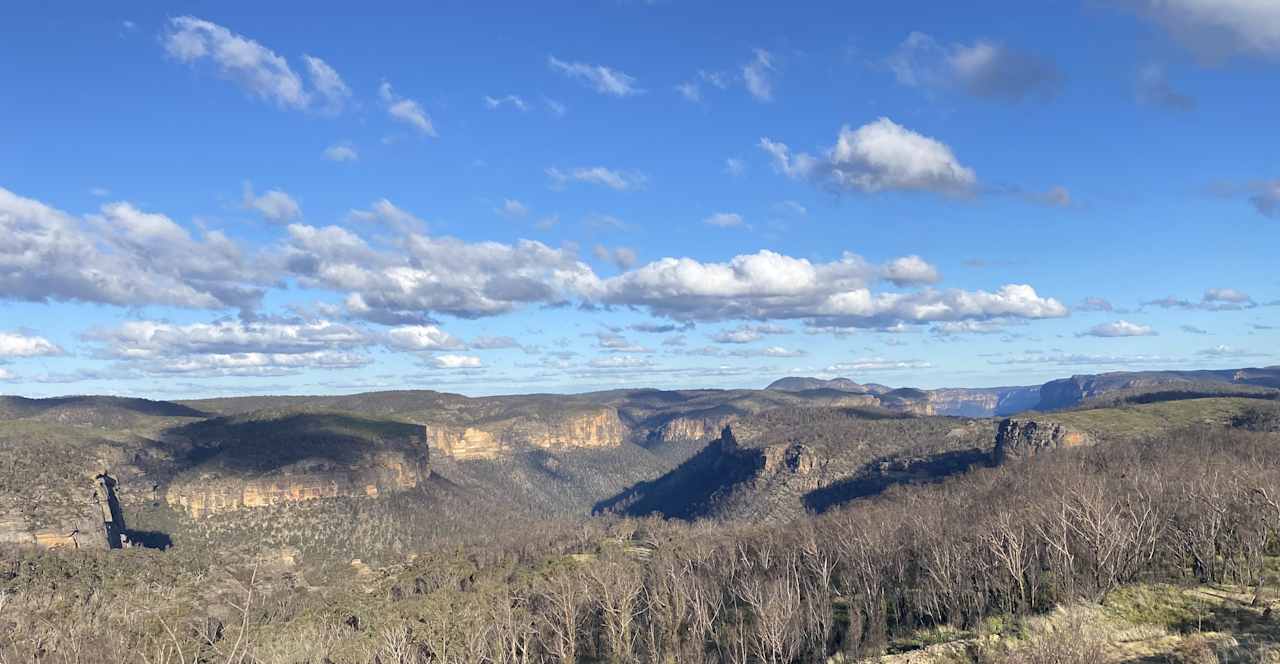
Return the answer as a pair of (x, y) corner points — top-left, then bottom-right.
(3, 395), (210, 419)
(803, 447), (991, 514)
(594, 429), (761, 520)
(122, 529), (173, 550)
(168, 412), (427, 475)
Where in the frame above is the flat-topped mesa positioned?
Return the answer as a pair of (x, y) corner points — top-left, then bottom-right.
(426, 407), (626, 460)
(993, 417), (1093, 465)
(166, 450), (428, 518)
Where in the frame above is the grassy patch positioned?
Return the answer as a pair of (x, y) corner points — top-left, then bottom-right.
(1102, 583), (1203, 630)
(1049, 398), (1265, 439)
(885, 624), (974, 654)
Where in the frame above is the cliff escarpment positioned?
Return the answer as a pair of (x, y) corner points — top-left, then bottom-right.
(422, 407), (625, 460)
(926, 387), (1041, 417)
(763, 379), (1041, 417)
(164, 450), (428, 518)
(1035, 367), (1280, 411)
(163, 412), (430, 518)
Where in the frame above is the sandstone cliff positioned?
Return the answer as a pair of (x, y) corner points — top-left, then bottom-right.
(165, 450), (428, 518)
(0, 507), (104, 549)
(926, 387), (1041, 417)
(424, 426), (501, 460)
(1034, 367), (1280, 411)
(423, 407), (626, 459)
(992, 418), (1093, 465)
(162, 413), (432, 518)
(652, 414), (738, 444)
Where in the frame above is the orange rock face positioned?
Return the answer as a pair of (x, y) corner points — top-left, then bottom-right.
(424, 408), (627, 459)
(425, 426), (501, 460)
(165, 449), (429, 519)
(656, 415), (737, 443)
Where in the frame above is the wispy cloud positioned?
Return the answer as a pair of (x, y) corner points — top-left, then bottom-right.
(163, 17), (351, 113)
(548, 56), (641, 97)
(703, 212), (744, 228)
(484, 94), (529, 111)
(742, 49), (776, 101)
(323, 143), (358, 162)
(547, 166), (646, 191)
(379, 81), (437, 136)
(887, 32), (1061, 102)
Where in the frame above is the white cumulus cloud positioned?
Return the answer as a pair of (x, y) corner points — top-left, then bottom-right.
(1078, 320), (1157, 337)
(85, 318), (374, 376)
(761, 118), (977, 195)
(0, 187), (268, 312)
(243, 183), (301, 222)
(0, 332), (63, 358)
(431, 354), (483, 369)
(386, 325), (464, 351)
(1122, 0), (1280, 60)
(593, 250), (1066, 329)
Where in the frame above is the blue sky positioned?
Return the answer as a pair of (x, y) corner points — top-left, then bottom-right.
(1, 1), (1277, 398)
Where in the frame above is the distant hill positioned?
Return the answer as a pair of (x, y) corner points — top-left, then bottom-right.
(0, 395), (207, 428)
(765, 378), (1039, 417)
(1036, 366), (1280, 410)
(766, 376), (879, 393)
(767, 366), (1280, 417)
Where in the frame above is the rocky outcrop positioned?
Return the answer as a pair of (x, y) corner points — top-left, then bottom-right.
(166, 449), (428, 518)
(425, 426), (500, 460)
(759, 443), (823, 492)
(993, 418), (1093, 465)
(511, 408), (625, 449)
(0, 485), (116, 550)
(425, 408), (626, 460)
(652, 414), (737, 443)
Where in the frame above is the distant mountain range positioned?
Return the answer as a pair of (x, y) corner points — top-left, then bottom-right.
(766, 365), (1280, 416)
(765, 376), (1040, 416)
